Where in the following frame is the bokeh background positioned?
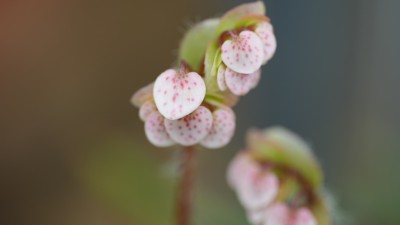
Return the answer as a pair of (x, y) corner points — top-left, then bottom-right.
(1, 0), (399, 224)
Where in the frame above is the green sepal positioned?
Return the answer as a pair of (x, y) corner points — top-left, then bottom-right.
(178, 18), (220, 72)
(204, 92), (239, 108)
(247, 127), (323, 190)
(204, 42), (219, 81)
(204, 47), (222, 93)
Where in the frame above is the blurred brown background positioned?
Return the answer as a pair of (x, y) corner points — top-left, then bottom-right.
(0, 0), (399, 225)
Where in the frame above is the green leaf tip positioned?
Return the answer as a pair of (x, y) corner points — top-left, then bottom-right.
(178, 18), (220, 71)
(247, 126), (323, 190)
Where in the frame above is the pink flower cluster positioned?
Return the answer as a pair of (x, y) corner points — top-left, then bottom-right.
(217, 22), (276, 96)
(130, 3), (276, 149)
(131, 69), (236, 148)
(228, 153), (317, 225)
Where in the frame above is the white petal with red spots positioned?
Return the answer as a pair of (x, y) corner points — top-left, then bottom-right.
(139, 101), (156, 121)
(153, 69), (206, 120)
(164, 106), (212, 146)
(217, 65), (227, 91)
(225, 68), (261, 96)
(255, 22), (277, 64)
(221, 30), (264, 74)
(201, 107), (236, 149)
(144, 111), (175, 147)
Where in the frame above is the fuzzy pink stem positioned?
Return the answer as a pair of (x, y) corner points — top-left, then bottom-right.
(176, 146), (196, 225)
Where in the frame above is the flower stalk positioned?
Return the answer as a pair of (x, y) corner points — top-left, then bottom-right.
(176, 146), (196, 225)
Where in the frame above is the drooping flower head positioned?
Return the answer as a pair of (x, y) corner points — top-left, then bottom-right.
(227, 127), (331, 225)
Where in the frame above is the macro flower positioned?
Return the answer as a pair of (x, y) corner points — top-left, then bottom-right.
(129, 2), (336, 225)
(131, 65), (236, 148)
(221, 30), (264, 74)
(228, 153), (278, 210)
(212, 19), (276, 96)
(131, 1), (278, 149)
(153, 68), (206, 120)
(227, 127), (330, 225)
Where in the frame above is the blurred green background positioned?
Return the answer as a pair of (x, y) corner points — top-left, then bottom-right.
(0, 0), (399, 224)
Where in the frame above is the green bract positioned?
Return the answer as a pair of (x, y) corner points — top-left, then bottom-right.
(247, 127), (322, 189)
(178, 18), (219, 72)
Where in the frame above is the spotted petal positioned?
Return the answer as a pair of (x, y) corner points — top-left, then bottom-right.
(255, 22), (277, 64)
(221, 30), (264, 74)
(201, 107), (236, 149)
(238, 169), (279, 210)
(227, 153), (258, 188)
(153, 69), (206, 120)
(144, 111), (175, 147)
(139, 101), (157, 121)
(131, 82), (154, 108)
(217, 65), (227, 91)
(164, 106), (212, 146)
(225, 68), (261, 96)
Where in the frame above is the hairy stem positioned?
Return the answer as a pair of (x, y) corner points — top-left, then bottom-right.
(176, 146), (196, 225)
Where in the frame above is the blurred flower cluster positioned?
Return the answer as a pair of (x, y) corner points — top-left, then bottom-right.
(131, 2), (276, 149)
(228, 127), (331, 225)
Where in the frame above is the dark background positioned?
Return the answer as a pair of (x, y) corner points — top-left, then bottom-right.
(1, 0), (399, 224)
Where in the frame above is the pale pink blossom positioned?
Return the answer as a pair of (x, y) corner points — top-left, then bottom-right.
(227, 153), (279, 210)
(224, 67), (261, 96)
(144, 111), (175, 147)
(164, 106), (213, 146)
(221, 30), (264, 74)
(201, 107), (236, 149)
(153, 69), (206, 120)
(254, 22), (277, 65)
